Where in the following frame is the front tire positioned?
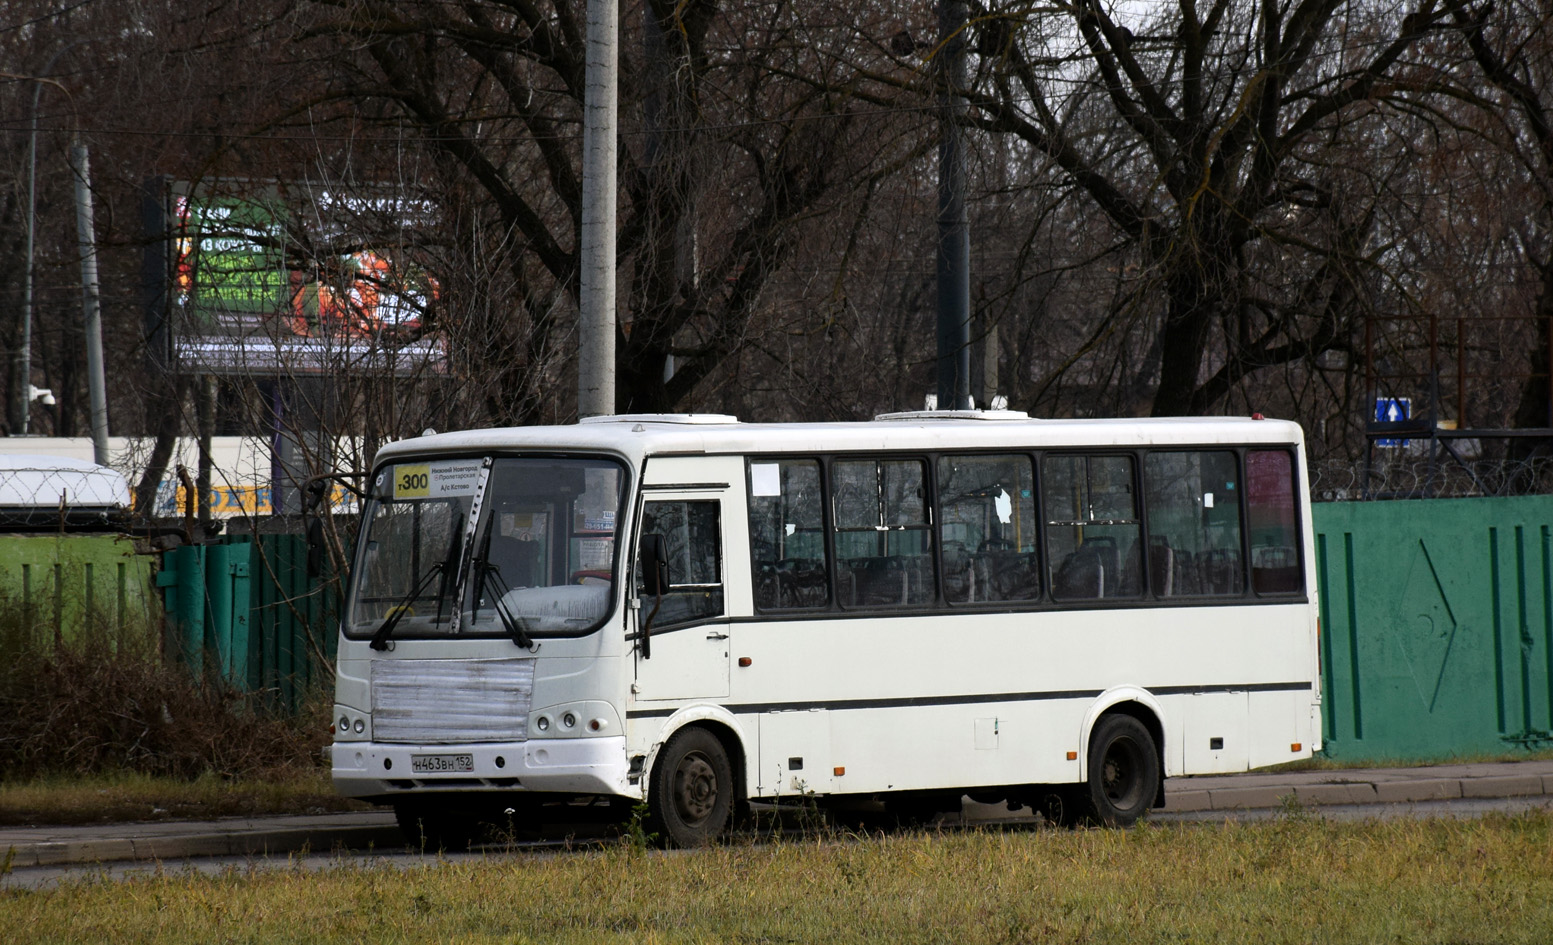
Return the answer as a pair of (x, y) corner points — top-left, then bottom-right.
(1083, 714), (1159, 827)
(647, 727), (734, 848)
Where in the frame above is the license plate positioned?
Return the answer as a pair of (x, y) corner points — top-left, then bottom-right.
(410, 753), (474, 774)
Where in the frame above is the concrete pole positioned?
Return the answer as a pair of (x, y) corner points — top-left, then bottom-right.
(578, 0), (619, 418)
(14, 81), (43, 435)
(936, 0), (973, 410)
(70, 141), (110, 465)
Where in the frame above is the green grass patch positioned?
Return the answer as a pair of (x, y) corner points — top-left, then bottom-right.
(0, 771), (366, 826)
(4, 815), (1553, 942)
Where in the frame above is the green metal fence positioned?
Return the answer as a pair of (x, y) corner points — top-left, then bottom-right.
(0, 534), (161, 642)
(1314, 495), (1553, 761)
(158, 534), (340, 710)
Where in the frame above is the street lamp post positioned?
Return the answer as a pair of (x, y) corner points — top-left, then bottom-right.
(14, 41), (87, 437)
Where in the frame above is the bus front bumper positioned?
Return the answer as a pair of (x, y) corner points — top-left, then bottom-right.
(330, 736), (630, 799)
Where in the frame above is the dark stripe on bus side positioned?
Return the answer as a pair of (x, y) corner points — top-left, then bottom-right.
(623, 596), (1312, 640)
(623, 680), (1313, 719)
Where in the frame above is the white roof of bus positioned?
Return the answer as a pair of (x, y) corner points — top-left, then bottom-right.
(373, 412), (1305, 469)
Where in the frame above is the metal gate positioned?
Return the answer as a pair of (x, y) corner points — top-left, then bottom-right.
(1314, 495), (1553, 761)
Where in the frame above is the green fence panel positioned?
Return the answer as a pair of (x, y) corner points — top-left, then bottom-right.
(171, 545), (205, 668)
(1314, 495), (1553, 761)
(0, 534), (160, 647)
(157, 533), (342, 703)
(217, 533), (343, 711)
(202, 544), (252, 684)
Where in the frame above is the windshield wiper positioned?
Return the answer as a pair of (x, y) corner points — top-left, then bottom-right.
(369, 561), (446, 651)
(475, 559), (535, 650)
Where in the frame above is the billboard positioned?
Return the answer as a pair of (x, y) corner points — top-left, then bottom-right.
(163, 180), (443, 376)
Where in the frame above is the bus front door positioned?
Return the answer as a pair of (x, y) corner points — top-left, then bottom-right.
(633, 494), (731, 701)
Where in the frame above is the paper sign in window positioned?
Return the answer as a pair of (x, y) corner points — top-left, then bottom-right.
(751, 463), (781, 497)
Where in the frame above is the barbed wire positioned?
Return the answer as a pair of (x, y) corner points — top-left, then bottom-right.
(0, 464), (129, 529)
(1310, 456), (1553, 501)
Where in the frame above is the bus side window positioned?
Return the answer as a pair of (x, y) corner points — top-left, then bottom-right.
(748, 459), (829, 610)
(937, 454), (1039, 603)
(1246, 450), (1303, 594)
(832, 459), (933, 608)
(636, 500), (724, 625)
(1043, 454), (1142, 601)
(1144, 451), (1244, 597)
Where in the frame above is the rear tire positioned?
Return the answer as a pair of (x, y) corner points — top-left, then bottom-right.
(647, 727), (734, 848)
(1083, 714), (1159, 827)
(1036, 786), (1085, 828)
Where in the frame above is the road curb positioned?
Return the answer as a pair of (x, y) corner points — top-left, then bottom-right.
(5, 823), (405, 869)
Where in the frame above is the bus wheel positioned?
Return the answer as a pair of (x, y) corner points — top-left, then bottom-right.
(1084, 715), (1159, 827)
(1037, 787), (1084, 828)
(395, 802), (482, 852)
(648, 727), (734, 848)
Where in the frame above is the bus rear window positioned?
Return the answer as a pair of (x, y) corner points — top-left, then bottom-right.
(1246, 450), (1302, 594)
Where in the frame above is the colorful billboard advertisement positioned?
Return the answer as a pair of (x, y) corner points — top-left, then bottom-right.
(165, 181), (443, 376)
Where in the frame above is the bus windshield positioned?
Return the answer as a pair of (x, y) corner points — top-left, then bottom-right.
(346, 456), (625, 639)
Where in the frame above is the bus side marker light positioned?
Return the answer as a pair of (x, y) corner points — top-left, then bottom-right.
(738, 657), (752, 667)
(1066, 751), (1077, 761)
(834, 766), (845, 776)
(1291, 743), (1302, 752)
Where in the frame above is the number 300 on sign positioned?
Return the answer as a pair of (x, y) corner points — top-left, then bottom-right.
(394, 465), (431, 498)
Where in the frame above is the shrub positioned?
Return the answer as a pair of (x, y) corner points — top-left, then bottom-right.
(0, 602), (329, 781)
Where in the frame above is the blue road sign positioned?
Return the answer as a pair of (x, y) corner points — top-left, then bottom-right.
(1374, 396), (1411, 448)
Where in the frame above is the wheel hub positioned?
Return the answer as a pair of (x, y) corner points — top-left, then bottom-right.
(674, 751), (718, 824)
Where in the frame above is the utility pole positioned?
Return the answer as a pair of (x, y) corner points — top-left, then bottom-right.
(936, 0), (973, 411)
(14, 45), (81, 435)
(70, 141), (110, 465)
(14, 80), (43, 435)
(578, 0), (618, 418)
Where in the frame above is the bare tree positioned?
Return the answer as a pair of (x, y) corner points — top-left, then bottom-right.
(949, 0), (1474, 417)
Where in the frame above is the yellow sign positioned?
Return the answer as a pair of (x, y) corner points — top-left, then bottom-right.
(160, 482), (357, 518)
(393, 464), (431, 499)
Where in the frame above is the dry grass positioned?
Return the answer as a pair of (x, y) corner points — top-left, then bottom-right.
(3, 814), (1552, 943)
(0, 770), (366, 826)
(0, 603), (329, 783)
(1261, 748), (1553, 773)
(0, 598), (340, 825)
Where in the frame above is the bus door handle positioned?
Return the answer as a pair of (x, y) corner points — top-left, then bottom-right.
(705, 631), (729, 640)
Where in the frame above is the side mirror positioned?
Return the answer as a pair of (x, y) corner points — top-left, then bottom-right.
(639, 533), (670, 596)
(306, 517), (326, 578)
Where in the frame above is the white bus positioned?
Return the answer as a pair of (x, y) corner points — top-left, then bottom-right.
(331, 411), (1321, 847)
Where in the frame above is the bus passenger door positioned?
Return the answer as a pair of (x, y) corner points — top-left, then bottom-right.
(633, 494), (731, 701)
